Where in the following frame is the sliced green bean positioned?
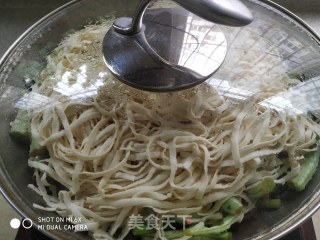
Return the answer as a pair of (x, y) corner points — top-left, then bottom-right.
(165, 230), (185, 239)
(29, 138), (49, 158)
(221, 197), (243, 215)
(132, 226), (155, 236)
(132, 226), (184, 239)
(288, 150), (320, 191)
(257, 198), (281, 210)
(10, 109), (30, 142)
(184, 215), (238, 236)
(190, 231), (232, 240)
(246, 178), (276, 199)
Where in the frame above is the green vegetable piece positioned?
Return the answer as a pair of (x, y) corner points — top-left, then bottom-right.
(288, 150), (320, 191)
(246, 178), (276, 199)
(221, 197), (243, 215)
(10, 109), (30, 142)
(29, 138), (49, 158)
(257, 198), (281, 210)
(184, 215), (237, 236)
(190, 231), (232, 240)
(132, 226), (155, 236)
(34, 155), (49, 161)
(287, 72), (301, 80)
(165, 230), (184, 239)
(132, 226), (184, 239)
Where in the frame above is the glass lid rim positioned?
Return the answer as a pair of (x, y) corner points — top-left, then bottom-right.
(0, 1), (319, 240)
(254, 0), (320, 43)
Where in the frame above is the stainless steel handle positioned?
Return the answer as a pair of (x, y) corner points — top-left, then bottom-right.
(175, 0), (253, 27)
(113, 0), (253, 35)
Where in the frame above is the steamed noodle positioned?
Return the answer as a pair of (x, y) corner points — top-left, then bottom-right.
(29, 81), (318, 239)
(27, 20), (320, 240)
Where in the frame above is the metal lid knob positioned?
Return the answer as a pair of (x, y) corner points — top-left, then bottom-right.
(103, 0), (253, 92)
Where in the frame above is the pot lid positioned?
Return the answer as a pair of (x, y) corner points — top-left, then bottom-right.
(0, 1), (320, 240)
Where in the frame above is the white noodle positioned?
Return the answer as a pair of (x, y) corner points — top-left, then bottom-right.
(26, 21), (320, 240)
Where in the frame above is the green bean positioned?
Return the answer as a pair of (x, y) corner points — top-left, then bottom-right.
(10, 109), (30, 142)
(257, 198), (281, 210)
(132, 226), (155, 236)
(190, 231), (232, 240)
(288, 150), (320, 191)
(184, 215), (238, 236)
(165, 230), (185, 239)
(132, 226), (184, 239)
(29, 138), (49, 158)
(246, 178), (276, 199)
(221, 197), (243, 215)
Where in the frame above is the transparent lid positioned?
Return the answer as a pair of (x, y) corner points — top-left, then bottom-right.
(0, 1), (319, 240)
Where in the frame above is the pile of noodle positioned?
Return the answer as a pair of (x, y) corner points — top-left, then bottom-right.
(27, 20), (320, 240)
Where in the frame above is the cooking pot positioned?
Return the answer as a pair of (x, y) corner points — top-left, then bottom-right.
(0, 0), (319, 239)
